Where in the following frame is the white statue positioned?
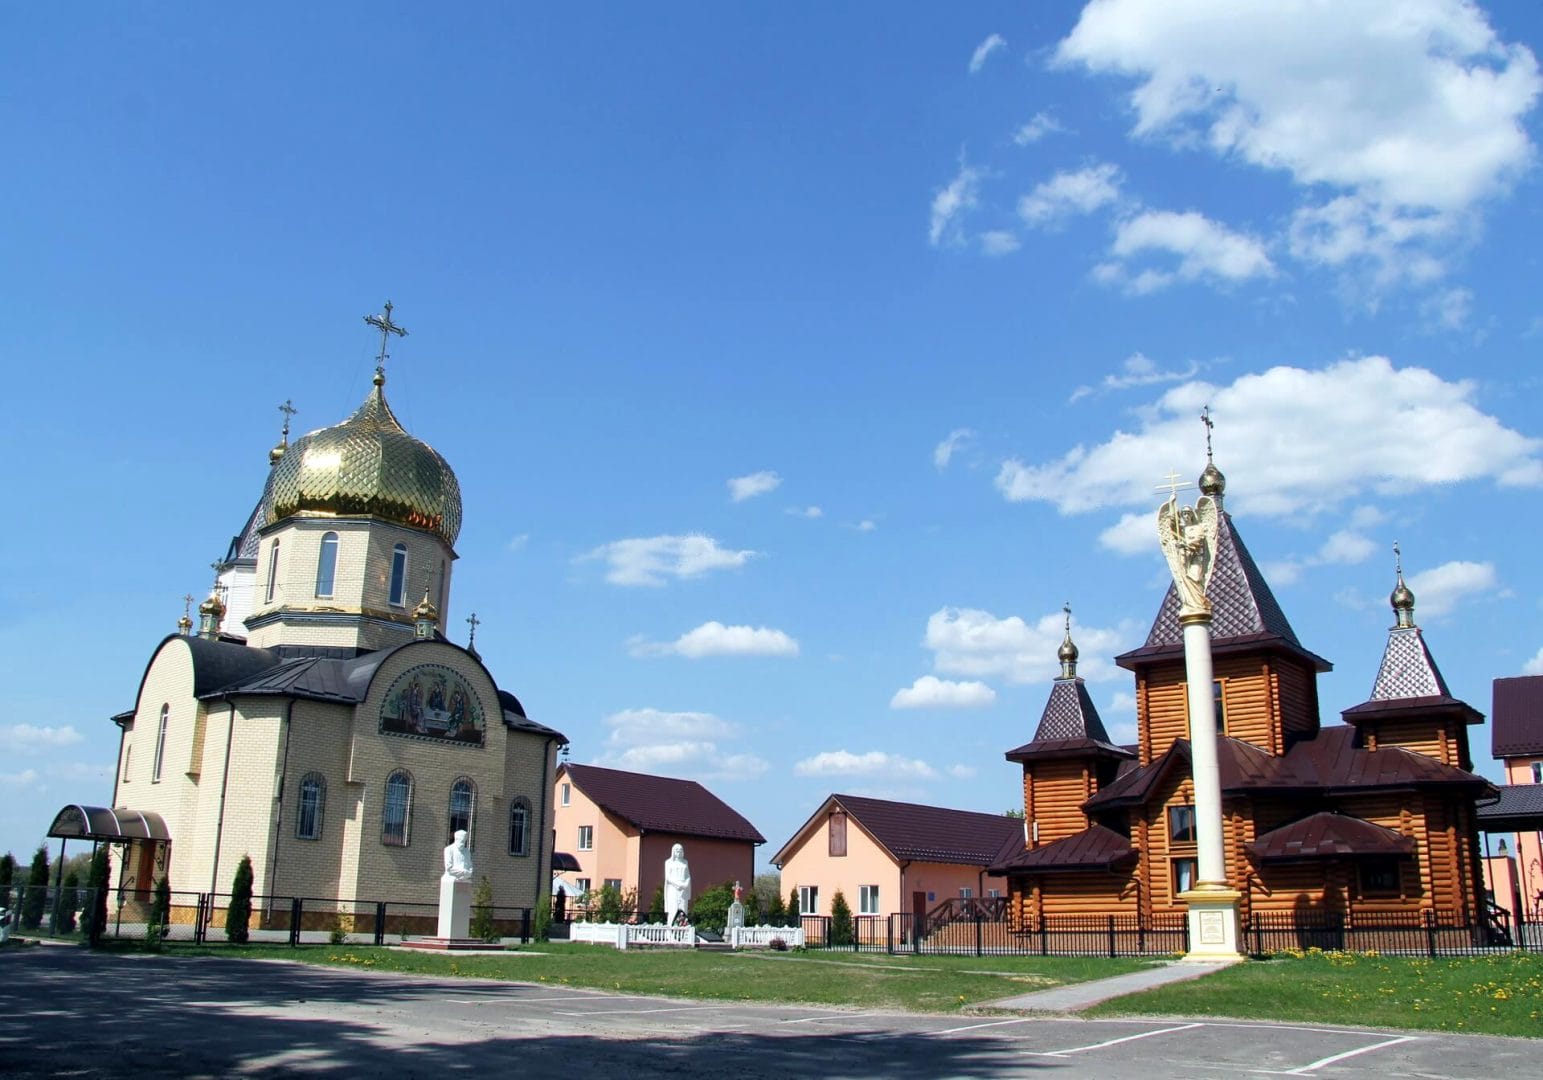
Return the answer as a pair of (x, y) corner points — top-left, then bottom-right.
(663, 843), (692, 924)
(1157, 492), (1219, 616)
(443, 829), (474, 881)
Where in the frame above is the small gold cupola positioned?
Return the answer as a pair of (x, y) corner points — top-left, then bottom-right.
(1390, 541), (1416, 629)
(1057, 603), (1079, 679)
(197, 580), (226, 639)
(413, 588), (440, 639)
(177, 593), (194, 636)
(1198, 404), (1225, 503)
(270, 399), (297, 465)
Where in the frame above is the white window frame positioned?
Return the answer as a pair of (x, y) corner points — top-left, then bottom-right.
(265, 539), (281, 603)
(799, 885), (818, 916)
(577, 824), (594, 851)
(859, 885), (879, 915)
(315, 531), (339, 598)
(561, 782), (571, 806)
(152, 704), (169, 782)
(958, 887), (973, 899)
(388, 543), (409, 607)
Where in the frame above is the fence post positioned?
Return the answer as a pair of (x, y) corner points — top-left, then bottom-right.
(973, 912), (982, 957)
(290, 897), (303, 947)
(372, 901), (386, 946)
(1040, 918), (1048, 956)
(1251, 912), (1261, 957)
(1107, 915), (1117, 958)
(522, 907), (531, 944)
(886, 914), (894, 955)
(1424, 908), (1437, 959)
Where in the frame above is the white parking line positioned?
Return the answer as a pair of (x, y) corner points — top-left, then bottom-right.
(553, 1004), (732, 1017)
(775, 1014), (857, 1025)
(931, 1017), (1041, 1036)
(1025, 1022), (1203, 1057)
(1270, 1035), (1420, 1075)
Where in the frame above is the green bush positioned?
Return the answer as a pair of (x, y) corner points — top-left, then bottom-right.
(765, 888), (785, 925)
(648, 884), (666, 924)
(787, 888), (801, 928)
(226, 855), (253, 944)
(0, 852), (15, 894)
(829, 889), (853, 947)
(689, 881), (735, 934)
(83, 848), (108, 946)
(744, 887), (761, 926)
(596, 883), (623, 923)
(533, 889), (552, 941)
(469, 876), (497, 942)
(20, 846), (49, 930)
(57, 871), (79, 934)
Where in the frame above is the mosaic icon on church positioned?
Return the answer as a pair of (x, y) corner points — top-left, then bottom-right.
(380, 664), (485, 747)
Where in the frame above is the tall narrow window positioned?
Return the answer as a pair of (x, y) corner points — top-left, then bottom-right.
(1212, 680), (1227, 733)
(448, 777), (475, 844)
(388, 543), (409, 606)
(152, 704), (169, 782)
(265, 539), (281, 603)
(798, 885), (818, 916)
(1168, 805), (1197, 843)
(577, 825), (594, 850)
(859, 885), (879, 915)
(508, 799), (530, 856)
(1533, 762), (1542, 784)
(297, 773), (326, 839)
(1172, 858), (1197, 895)
(314, 532), (339, 598)
(382, 770), (413, 846)
(561, 782), (571, 806)
(829, 811), (847, 856)
(122, 745), (132, 783)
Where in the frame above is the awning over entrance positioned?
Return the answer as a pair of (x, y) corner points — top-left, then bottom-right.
(551, 851), (581, 872)
(47, 805), (171, 843)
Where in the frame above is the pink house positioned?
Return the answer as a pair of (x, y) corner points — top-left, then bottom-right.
(772, 794), (1021, 921)
(1480, 676), (1543, 927)
(553, 763), (764, 911)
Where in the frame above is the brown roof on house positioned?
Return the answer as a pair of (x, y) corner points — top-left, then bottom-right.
(1493, 675), (1543, 758)
(561, 763), (765, 844)
(988, 824), (1138, 875)
(774, 794), (1023, 867)
(1246, 812), (1415, 862)
(1475, 784), (1543, 832)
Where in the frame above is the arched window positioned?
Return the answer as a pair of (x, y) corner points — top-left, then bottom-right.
(314, 532), (339, 598)
(508, 798), (530, 856)
(448, 777), (475, 845)
(297, 772), (326, 839)
(388, 543), (409, 606)
(382, 770), (413, 846)
(265, 539), (281, 603)
(152, 704), (169, 782)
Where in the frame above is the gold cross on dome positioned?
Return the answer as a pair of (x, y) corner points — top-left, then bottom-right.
(363, 300), (409, 381)
(466, 611), (481, 646)
(1201, 404), (1215, 462)
(1156, 468), (1192, 501)
(277, 399), (298, 439)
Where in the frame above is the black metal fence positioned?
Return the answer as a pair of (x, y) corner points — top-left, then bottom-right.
(1244, 908), (1536, 958)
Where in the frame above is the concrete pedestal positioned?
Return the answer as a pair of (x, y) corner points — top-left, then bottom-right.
(1179, 886), (1243, 961)
(438, 875), (471, 940)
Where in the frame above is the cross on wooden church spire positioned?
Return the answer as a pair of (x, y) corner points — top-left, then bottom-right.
(363, 300), (409, 383)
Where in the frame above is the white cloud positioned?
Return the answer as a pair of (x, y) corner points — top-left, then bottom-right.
(1103, 691), (1139, 745)
(794, 750), (938, 780)
(1100, 210), (1274, 293)
(1057, 0), (1542, 282)
(996, 356), (1543, 521)
(948, 764), (978, 780)
(924, 607), (1131, 684)
(930, 162), (984, 247)
(785, 505), (823, 519)
(0, 724), (84, 751)
(506, 533), (529, 552)
(1406, 560), (1498, 617)
(579, 534), (756, 586)
(969, 33), (1007, 74)
(728, 470), (781, 502)
(0, 768), (38, 786)
(630, 621), (800, 659)
(1266, 527), (1381, 586)
(889, 675), (997, 710)
(849, 519), (878, 533)
(1013, 111), (1064, 145)
(599, 708), (769, 782)
(1422, 286), (1474, 331)
(1070, 352), (1199, 402)
(1522, 647), (1543, 676)
(1018, 163), (1122, 225)
(980, 230), (1021, 256)
(934, 428), (977, 471)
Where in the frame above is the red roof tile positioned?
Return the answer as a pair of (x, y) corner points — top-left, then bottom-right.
(561, 763), (765, 843)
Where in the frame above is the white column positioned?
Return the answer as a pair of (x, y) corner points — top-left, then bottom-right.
(1182, 614), (1226, 886)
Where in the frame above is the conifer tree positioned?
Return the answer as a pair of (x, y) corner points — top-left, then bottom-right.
(787, 888), (801, 928)
(20, 845), (49, 930)
(83, 847), (109, 945)
(0, 852), (15, 897)
(766, 888), (785, 925)
(469, 876), (496, 942)
(226, 855), (253, 944)
(829, 889), (853, 947)
(57, 870), (79, 934)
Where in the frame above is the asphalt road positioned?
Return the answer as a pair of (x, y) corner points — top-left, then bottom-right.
(0, 946), (1533, 1078)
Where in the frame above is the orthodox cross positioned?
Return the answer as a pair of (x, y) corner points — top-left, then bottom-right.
(1393, 540), (1403, 576)
(1157, 468), (1193, 500)
(466, 611), (481, 649)
(277, 399), (298, 441)
(181, 594), (195, 619)
(1063, 601), (1072, 634)
(363, 300), (409, 381)
(1201, 404), (1215, 462)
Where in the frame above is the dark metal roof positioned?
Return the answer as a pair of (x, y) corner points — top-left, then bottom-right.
(989, 824), (1138, 876)
(820, 794), (1023, 866)
(1368, 626), (1449, 700)
(561, 763), (765, 844)
(179, 635), (282, 697)
(48, 805), (171, 842)
(551, 851), (582, 872)
(1005, 736), (1135, 764)
(1246, 812), (1415, 863)
(1035, 678), (1112, 742)
(1084, 726), (1492, 811)
(1493, 675), (1543, 758)
(1476, 784), (1543, 831)
(1116, 511), (1331, 672)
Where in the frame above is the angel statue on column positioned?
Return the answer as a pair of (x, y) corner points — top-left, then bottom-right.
(1157, 490), (1219, 617)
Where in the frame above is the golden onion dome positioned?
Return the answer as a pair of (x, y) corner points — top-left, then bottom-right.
(269, 440), (287, 465)
(199, 590), (225, 617)
(265, 379), (462, 546)
(1198, 460), (1226, 497)
(1390, 574), (1415, 625)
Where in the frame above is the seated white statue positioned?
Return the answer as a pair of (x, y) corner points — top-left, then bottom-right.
(663, 843), (692, 923)
(443, 829), (474, 882)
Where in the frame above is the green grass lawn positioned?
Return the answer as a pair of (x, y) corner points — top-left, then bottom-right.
(170, 941), (1150, 1012)
(1090, 950), (1543, 1038)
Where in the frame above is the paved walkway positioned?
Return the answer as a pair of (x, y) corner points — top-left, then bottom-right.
(986, 959), (1238, 1011)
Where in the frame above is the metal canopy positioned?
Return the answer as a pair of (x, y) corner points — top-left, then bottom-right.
(47, 805), (171, 843)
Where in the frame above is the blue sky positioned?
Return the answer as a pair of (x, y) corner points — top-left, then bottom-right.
(4, 2), (1542, 871)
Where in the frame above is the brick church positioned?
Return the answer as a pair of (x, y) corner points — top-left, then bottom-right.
(990, 456), (1495, 926)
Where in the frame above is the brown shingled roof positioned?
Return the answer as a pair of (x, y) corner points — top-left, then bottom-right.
(1247, 812), (1415, 862)
(772, 794), (1023, 868)
(561, 763), (765, 844)
(1493, 675), (1543, 758)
